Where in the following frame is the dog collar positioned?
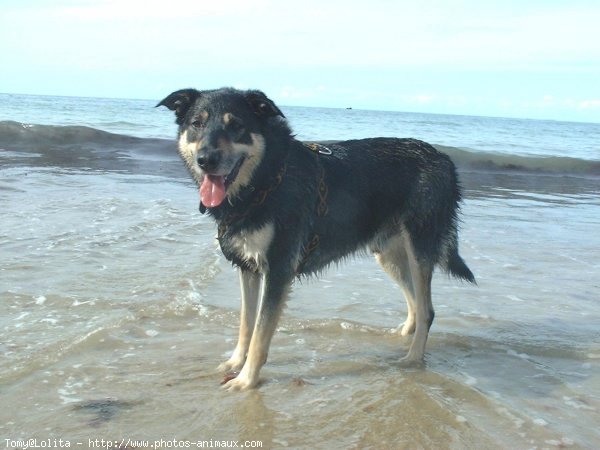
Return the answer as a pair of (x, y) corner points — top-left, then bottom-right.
(305, 143), (333, 155)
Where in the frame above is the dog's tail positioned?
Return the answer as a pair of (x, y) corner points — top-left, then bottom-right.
(446, 247), (476, 284)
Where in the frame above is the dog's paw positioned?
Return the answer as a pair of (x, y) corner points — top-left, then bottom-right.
(220, 371), (240, 385)
(398, 352), (425, 368)
(221, 371), (259, 392)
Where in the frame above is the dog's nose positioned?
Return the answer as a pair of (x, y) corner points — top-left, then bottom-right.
(197, 149), (222, 171)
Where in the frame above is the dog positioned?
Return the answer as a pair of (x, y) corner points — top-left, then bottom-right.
(158, 87), (475, 390)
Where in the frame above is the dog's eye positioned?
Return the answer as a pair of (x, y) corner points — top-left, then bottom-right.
(227, 119), (246, 140)
(191, 120), (205, 129)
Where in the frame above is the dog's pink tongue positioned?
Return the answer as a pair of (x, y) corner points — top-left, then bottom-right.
(200, 175), (226, 208)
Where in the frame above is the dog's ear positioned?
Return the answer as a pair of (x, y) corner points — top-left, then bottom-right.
(245, 90), (285, 118)
(156, 89), (201, 125)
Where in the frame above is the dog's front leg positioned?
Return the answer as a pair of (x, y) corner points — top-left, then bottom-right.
(218, 270), (261, 372)
(222, 271), (291, 391)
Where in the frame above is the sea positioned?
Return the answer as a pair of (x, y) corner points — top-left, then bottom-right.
(1, 92), (599, 449)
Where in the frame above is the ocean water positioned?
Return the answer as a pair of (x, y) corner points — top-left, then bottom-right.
(1, 93), (599, 449)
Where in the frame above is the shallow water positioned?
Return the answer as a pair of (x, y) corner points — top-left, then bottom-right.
(1, 165), (599, 449)
(1, 98), (600, 448)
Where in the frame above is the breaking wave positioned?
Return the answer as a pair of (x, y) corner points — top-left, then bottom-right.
(437, 144), (600, 177)
(1, 120), (599, 177)
(0, 120), (169, 148)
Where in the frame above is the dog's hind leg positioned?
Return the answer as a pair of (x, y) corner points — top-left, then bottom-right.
(401, 232), (434, 362)
(218, 270), (261, 372)
(374, 236), (417, 336)
(223, 272), (291, 391)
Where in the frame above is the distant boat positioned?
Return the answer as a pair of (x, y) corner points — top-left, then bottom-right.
(346, 107), (353, 110)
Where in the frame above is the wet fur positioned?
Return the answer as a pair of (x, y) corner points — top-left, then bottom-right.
(158, 87), (475, 390)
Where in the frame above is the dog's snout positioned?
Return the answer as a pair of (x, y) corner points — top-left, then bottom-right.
(197, 149), (222, 172)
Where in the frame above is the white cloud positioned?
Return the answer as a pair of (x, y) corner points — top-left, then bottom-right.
(408, 94), (436, 105)
(579, 100), (600, 110)
(5, 0), (600, 71)
(59, 0), (262, 20)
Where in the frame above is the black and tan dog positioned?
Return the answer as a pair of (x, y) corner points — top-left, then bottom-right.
(158, 88), (475, 390)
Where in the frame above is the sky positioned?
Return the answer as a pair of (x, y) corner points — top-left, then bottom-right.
(1, 0), (599, 123)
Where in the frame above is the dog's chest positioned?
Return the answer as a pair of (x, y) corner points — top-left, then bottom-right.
(225, 222), (274, 270)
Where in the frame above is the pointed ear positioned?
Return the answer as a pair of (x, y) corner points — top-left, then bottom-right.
(245, 90), (285, 118)
(156, 89), (201, 125)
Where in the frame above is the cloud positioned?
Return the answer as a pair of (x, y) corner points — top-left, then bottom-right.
(529, 96), (600, 111)
(5, 0), (600, 71)
(58, 0), (261, 20)
(406, 94), (436, 105)
(579, 100), (600, 110)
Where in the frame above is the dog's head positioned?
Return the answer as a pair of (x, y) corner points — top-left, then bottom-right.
(157, 88), (285, 208)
